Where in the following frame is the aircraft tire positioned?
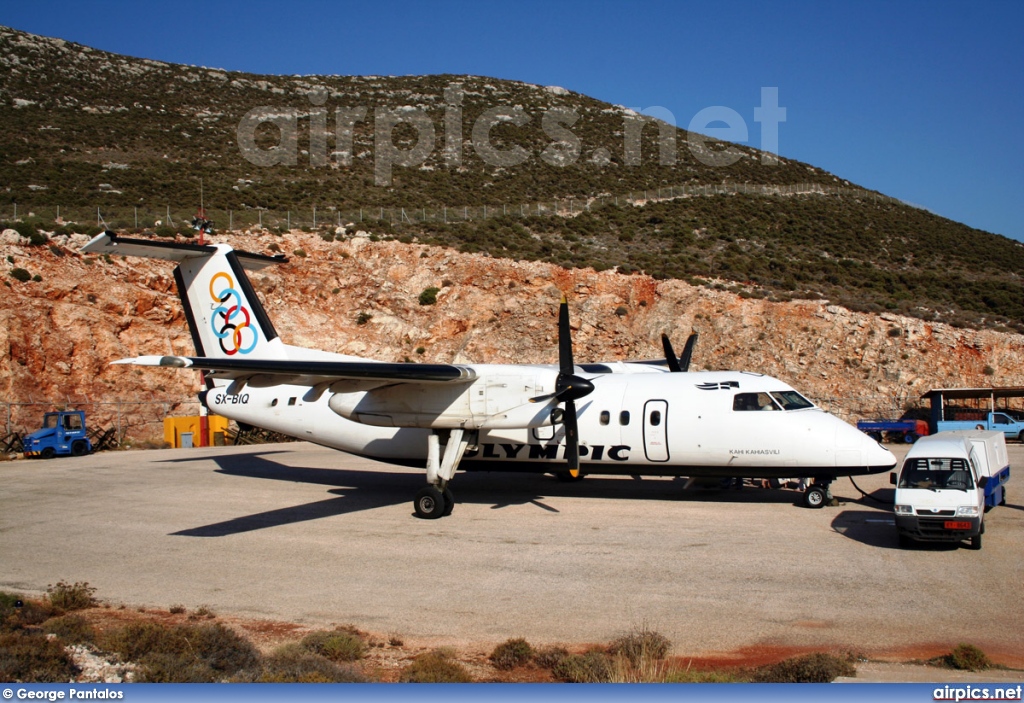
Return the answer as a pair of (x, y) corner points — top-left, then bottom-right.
(414, 486), (446, 519)
(804, 485), (827, 509)
(442, 488), (455, 516)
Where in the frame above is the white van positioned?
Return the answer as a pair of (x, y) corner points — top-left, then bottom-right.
(891, 431), (1009, 550)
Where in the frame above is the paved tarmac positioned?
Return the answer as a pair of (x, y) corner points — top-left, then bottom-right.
(2, 442), (1022, 665)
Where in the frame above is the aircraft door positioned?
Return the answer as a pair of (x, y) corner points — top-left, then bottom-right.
(643, 399), (670, 462)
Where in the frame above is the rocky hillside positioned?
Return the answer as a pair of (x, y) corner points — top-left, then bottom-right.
(3, 227), (1023, 443)
(3, 25), (1024, 331)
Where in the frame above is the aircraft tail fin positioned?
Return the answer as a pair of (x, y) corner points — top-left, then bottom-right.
(81, 232), (288, 360)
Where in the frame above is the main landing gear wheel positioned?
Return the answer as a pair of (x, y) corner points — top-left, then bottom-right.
(442, 488), (455, 516)
(413, 486), (447, 519)
(803, 485), (828, 509)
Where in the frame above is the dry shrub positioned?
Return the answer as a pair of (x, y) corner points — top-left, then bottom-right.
(46, 580), (97, 611)
(609, 626), (671, 667)
(102, 621), (259, 682)
(945, 644), (991, 671)
(400, 649), (473, 683)
(752, 652), (856, 683)
(254, 643), (370, 683)
(0, 631), (79, 682)
(299, 627), (367, 662)
(551, 651), (613, 683)
(534, 646), (570, 669)
(42, 614), (96, 645)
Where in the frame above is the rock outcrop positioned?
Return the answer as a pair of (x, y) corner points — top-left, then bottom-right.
(3, 229), (1023, 442)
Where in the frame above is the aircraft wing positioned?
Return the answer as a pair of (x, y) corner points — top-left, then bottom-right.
(115, 355), (477, 386)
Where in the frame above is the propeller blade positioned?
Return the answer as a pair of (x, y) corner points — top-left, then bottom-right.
(563, 399), (581, 477)
(679, 331), (698, 372)
(558, 294), (574, 375)
(661, 333), (682, 373)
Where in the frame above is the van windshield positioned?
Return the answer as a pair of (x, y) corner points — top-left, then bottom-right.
(899, 457), (974, 490)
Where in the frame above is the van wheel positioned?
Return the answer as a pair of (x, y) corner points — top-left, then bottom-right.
(970, 533), (982, 550)
(898, 534), (914, 549)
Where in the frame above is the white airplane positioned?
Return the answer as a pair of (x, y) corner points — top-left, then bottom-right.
(82, 232), (895, 518)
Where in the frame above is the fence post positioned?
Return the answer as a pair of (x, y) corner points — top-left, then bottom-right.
(313, 206), (316, 229)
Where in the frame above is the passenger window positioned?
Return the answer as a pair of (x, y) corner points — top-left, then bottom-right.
(620, 411), (630, 425)
(288, 397), (297, 406)
(733, 392), (780, 411)
(650, 410), (661, 426)
(271, 398), (278, 407)
(600, 411), (610, 426)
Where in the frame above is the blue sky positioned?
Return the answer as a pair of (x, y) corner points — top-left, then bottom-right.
(2, 0), (1022, 240)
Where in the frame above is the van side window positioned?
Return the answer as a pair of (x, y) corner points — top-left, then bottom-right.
(599, 411), (610, 426)
(620, 411), (630, 425)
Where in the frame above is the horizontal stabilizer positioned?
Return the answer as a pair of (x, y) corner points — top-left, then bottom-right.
(81, 232), (287, 270)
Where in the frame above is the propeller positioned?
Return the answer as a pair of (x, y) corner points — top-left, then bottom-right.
(530, 295), (595, 477)
(661, 330), (698, 372)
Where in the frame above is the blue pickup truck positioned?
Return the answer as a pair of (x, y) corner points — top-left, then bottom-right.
(937, 412), (1024, 442)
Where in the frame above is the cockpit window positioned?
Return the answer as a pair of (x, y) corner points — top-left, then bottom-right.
(770, 391), (815, 411)
(899, 457), (974, 490)
(733, 392), (780, 411)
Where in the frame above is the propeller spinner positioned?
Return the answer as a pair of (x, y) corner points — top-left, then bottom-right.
(530, 296), (595, 477)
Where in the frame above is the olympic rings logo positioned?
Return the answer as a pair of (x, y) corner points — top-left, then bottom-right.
(209, 272), (259, 355)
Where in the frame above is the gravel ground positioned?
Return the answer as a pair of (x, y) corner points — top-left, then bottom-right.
(2, 441), (1022, 669)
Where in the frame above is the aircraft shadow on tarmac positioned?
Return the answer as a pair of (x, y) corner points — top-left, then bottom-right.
(162, 451), (816, 537)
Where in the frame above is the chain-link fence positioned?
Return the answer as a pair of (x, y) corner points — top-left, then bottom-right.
(7, 182), (900, 233)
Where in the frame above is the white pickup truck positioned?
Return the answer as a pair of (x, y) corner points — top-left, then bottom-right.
(891, 430), (1010, 550)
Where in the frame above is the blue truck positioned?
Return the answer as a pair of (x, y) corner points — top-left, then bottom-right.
(23, 410), (93, 458)
(856, 419), (929, 443)
(935, 411), (1024, 442)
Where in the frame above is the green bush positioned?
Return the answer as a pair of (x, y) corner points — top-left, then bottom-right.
(9, 268), (31, 282)
(46, 580), (97, 611)
(356, 312), (372, 325)
(752, 652), (856, 683)
(945, 644), (991, 671)
(299, 627), (367, 662)
(490, 637), (534, 670)
(399, 649), (473, 683)
(418, 286), (440, 305)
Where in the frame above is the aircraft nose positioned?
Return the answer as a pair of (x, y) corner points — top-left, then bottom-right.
(834, 419), (896, 470)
